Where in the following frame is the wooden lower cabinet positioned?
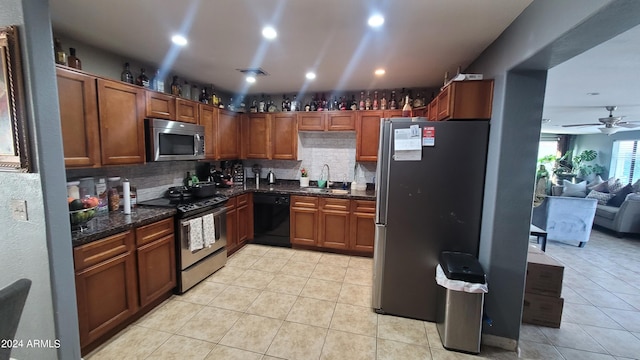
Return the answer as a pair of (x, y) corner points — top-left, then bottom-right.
(319, 198), (350, 250)
(225, 196), (238, 252)
(290, 196), (319, 246)
(74, 218), (176, 354)
(74, 231), (138, 350)
(290, 196), (375, 255)
(135, 218), (176, 308)
(226, 193), (253, 255)
(350, 200), (376, 253)
(237, 193), (253, 245)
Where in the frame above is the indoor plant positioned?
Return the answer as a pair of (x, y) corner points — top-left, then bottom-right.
(300, 168), (309, 187)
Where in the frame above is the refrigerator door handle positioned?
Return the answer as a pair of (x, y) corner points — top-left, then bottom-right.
(372, 224), (387, 312)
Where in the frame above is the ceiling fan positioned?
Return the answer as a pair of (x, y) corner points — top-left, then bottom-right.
(562, 106), (640, 135)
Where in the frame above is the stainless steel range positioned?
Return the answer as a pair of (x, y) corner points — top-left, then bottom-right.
(139, 188), (228, 293)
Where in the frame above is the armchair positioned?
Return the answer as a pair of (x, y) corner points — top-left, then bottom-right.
(532, 196), (597, 248)
(594, 199), (640, 236)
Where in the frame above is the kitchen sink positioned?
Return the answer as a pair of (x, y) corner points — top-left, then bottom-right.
(301, 188), (350, 195)
(302, 187), (328, 193)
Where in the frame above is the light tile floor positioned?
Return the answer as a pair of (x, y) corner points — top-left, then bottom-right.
(87, 228), (640, 359)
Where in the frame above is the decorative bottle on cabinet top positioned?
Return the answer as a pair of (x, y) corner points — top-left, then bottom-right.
(67, 47), (82, 70)
(171, 76), (181, 96)
(402, 95), (412, 117)
(121, 62), (134, 84)
(54, 38), (67, 66)
(136, 69), (150, 88)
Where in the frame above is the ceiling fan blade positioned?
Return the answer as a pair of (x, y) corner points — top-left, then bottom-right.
(562, 123), (601, 127)
(617, 122), (640, 128)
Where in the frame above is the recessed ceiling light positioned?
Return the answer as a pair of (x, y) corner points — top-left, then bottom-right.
(171, 35), (188, 46)
(587, 92), (600, 96)
(374, 68), (386, 76)
(262, 26), (277, 40)
(306, 72), (316, 80)
(368, 15), (385, 27)
(246, 76), (256, 83)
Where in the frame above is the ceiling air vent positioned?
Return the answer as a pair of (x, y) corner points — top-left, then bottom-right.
(236, 68), (269, 76)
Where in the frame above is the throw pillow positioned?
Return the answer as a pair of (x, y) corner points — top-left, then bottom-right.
(587, 175), (604, 190)
(590, 181), (609, 192)
(632, 179), (640, 193)
(562, 180), (587, 197)
(608, 178), (624, 194)
(586, 190), (614, 205)
(606, 184), (633, 207)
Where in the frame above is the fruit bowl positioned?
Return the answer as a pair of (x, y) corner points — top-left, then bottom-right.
(69, 206), (97, 230)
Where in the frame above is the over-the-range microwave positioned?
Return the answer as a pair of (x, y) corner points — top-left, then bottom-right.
(145, 118), (205, 161)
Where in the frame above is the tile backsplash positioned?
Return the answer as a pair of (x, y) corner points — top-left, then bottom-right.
(66, 161), (197, 202)
(247, 132), (376, 184)
(66, 133), (378, 200)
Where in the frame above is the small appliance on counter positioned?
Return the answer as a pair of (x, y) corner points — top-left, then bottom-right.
(252, 164), (262, 186)
(208, 167), (231, 188)
(267, 169), (276, 184)
(232, 162), (244, 185)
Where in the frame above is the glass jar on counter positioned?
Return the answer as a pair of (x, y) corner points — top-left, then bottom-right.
(107, 177), (121, 211)
(66, 181), (80, 199)
(79, 177), (95, 198)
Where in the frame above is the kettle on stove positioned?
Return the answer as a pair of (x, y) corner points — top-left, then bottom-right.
(267, 169), (276, 184)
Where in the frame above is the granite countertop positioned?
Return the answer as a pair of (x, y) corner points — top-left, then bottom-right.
(215, 180), (376, 200)
(72, 181), (374, 247)
(71, 207), (176, 247)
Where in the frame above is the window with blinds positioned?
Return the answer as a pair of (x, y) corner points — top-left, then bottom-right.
(610, 140), (640, 184)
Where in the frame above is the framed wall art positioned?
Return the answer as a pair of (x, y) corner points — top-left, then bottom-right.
(0, 26), (30, 172)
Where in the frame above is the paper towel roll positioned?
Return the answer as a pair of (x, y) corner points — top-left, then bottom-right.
(123, 179), (131, 215)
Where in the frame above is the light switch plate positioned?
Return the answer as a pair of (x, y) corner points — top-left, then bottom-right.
(10, 200), (28, 221)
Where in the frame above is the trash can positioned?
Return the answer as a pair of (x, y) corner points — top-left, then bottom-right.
(435, 251), (488, 354)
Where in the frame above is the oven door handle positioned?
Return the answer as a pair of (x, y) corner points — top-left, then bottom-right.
(215, 216), (221, 241)
(182, 222), (191, 244)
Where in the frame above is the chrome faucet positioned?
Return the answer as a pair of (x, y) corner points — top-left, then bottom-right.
(321, 163), (330, 183)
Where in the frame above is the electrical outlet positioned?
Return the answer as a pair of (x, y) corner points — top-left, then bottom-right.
(10, 200), (28, 221)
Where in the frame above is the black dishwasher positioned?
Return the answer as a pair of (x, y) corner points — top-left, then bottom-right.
(252, 193), (291, 247)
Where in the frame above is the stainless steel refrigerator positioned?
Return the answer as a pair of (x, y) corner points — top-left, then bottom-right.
(373, 118), (489, 321)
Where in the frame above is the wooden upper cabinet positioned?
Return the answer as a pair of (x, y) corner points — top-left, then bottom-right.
(97, 79), (146, 165)
(428, 100), (438, 121)
(327, 111), (355, 131)
(217, 109), (241, 160)
(176, 98), (199, 124)
(437, 80), (494, 120)
(356, 111), (383, 162)
(56, 67), (101, 168)
(243, 113), (271, 159)
(298, 112), (325, 131)
(383, 110), (403, 118)
(413, 107), (427, 117)
(199, 104), (217, 159)
(271, 112), (298, 160)
(145, 91), (175, 119)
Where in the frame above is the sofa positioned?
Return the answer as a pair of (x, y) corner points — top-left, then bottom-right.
(551, 178), (640, 237)
(532, 196), (597, 247)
